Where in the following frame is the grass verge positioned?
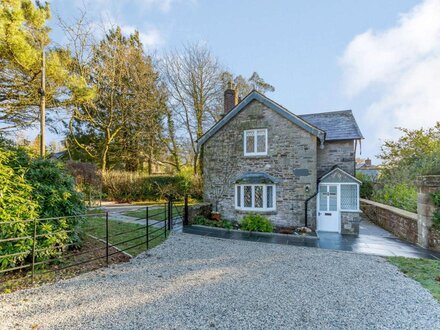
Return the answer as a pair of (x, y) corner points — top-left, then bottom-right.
(122, 206), (184, 221)
(83, 217), (167, 256)
(387, 256), (440, 302)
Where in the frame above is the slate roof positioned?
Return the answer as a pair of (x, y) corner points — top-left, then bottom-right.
(319, 166), (362, 184)
(197, 91), (363, 148)
(197, 91), (326, 148)
(299, 110), (364, 141)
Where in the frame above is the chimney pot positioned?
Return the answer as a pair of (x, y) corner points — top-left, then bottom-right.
(224, 81), (238, 114)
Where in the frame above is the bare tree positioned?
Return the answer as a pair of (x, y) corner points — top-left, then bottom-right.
(161, 43), (223, 174)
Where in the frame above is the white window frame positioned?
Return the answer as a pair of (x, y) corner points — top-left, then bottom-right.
(244, 129), (268, 156)
(320, 182), (360, 212)
(339, 183), (360, 211)
(235, 184), (276, 211)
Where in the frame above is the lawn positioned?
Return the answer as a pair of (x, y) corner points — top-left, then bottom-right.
(387, 256), (440, 302)
(83, 216), (167, 256)
(123, 206), (184, 221)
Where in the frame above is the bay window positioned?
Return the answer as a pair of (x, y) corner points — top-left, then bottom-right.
(235, 184), (276, 211)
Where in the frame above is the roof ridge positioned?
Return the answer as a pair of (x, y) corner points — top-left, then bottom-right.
(299, 109), (353, 116)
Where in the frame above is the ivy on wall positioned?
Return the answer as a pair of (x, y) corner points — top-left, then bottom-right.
(432, 190), (440, 229)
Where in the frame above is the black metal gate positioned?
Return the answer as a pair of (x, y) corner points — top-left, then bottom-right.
(166, 195), (189, 231)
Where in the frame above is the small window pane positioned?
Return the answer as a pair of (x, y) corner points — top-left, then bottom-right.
(255, 186), (263, 208)
(328, 185), (337, 211)
(245, 131), (255, 153)
(244, 186), (252, 207)
(319, 188), (328, 211)
(266, 186), (273, 208)
(341, 185), (357, 210)
(256, 132), (266, 153)
(236, 186), (241, 207)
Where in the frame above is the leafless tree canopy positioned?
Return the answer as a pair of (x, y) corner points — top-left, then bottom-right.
(161, 43), (224, 174)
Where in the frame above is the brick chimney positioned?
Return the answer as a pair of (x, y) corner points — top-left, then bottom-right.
(365, 158), (372, 166)
(224, 81), (238, 114)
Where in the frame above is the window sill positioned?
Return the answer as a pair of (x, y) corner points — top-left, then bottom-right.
(243, 154), (269, 158)
(235, 209), (277, 215)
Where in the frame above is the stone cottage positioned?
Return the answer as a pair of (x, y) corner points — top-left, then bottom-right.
(197, 85), (364, 234)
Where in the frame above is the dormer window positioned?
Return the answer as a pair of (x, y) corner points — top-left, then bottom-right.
(244, 129), (267, 156)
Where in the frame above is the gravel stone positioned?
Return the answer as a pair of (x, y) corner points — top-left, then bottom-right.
(1, 233), (439, 329)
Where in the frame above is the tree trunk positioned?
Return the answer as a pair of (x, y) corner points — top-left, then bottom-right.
(39, 48), (46, 158)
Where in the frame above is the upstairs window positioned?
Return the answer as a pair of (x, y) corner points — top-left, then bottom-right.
(244, 129), (267, 156)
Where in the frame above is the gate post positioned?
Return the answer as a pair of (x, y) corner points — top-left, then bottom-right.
(105, 211), (109, 266)
(146, 207), (149, 250)
(184, 194), (189, 226)
(31, 218), (37, 283)
(167, 195), (172, 231)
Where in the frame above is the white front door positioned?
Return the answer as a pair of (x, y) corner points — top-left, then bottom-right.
(317, 184), (340, 232)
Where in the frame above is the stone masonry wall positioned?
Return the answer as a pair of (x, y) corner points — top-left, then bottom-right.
(202, 99), (318, 228)
(317, 140), (355, 178)
(341, 211), (361, 235)
(417, 175), (440, 251)
(360, 199), (418, 244)
(187, 203), (212, 224)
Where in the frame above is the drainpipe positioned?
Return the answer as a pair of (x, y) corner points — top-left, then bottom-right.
(304, 191), (318, 227)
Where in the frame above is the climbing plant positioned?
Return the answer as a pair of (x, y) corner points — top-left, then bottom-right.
(431, 190), (440, 230)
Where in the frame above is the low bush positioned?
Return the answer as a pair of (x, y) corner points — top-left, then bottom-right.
(192, 215), (233, 230)
(240, 213), (273, 233)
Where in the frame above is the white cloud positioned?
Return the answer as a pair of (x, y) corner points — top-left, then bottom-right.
(340, 0), (440, 156)
(120, 25), (163, 48)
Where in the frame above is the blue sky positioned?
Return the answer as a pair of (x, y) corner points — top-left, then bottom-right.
(42, 0), (440, 161)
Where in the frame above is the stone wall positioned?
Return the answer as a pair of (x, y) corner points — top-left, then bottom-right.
(417, 175), (440, 251)
(187, 203), (212, 224)
(341, 211), (361, 235)
(360, 199), (418, 244)
(317, 140), (355, 177)
(202, 99), (318, 227)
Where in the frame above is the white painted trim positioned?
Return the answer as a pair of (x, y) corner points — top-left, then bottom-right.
(235, 183), (276, 211)
(243, 129), (268, 156)
(324, 182), (360, 212)
(317, 183), (341, 233)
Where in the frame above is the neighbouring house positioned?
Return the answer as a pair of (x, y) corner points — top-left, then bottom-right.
(198, 84), (364, 234)
(356, 158), (380, 181)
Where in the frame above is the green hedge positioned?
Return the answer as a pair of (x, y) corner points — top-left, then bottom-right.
(0, 146), (85, 271)
(102, 171), (195, 202)
(372, 183), (417, 213)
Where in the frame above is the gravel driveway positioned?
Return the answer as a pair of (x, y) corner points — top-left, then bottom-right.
(1, 233), (439, 329)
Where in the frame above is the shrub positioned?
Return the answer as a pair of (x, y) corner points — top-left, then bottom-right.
(102, 171), (194, 202)
(0, 149), (39, 270)
(192, 215), (233, 229)
(372, 183), (417, 213)
(26, 159), (86, 218)
(432, 190), (440, 230)
(240, 213), (273, 233)
(0, 146), (85, 271)
(65, 161), (102, 205)
(356, 172), (374, 199)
